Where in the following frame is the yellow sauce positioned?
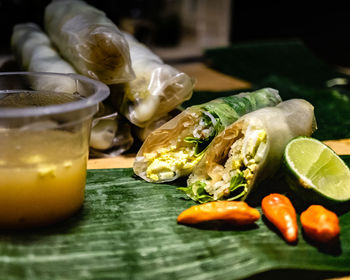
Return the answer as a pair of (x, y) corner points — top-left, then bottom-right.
(0, 129), (89, 229)
(0, 155), (87, 228)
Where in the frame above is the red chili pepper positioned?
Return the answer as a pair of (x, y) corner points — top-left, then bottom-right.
(261, 193), (298, 243)
(177, 201), (260, 226)
(300, 205), (340, 244)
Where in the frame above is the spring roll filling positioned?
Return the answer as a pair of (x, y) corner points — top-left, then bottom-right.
(188, 121), (267, 201)
(144, 112), (218, 181)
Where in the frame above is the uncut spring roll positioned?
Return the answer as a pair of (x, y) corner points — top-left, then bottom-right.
(133, 88), (282, 183)
(11, 23), (76, 74)
(11, 23), (77, 92)
(44, 0), (134, 84)
(90, 116), (134, 158)
(113, 32), (194, 127)
(183, 99), (316, 203)
(89, 104), (119, 151)
(89, 103), (134, 156)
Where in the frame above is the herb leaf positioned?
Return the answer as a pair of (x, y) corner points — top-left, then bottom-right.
(228, 171), (248, 201)
(178, 181), (213, 203)
(184, 113), (220, 156)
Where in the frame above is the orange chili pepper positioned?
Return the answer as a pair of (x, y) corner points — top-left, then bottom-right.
(177, 201), (260, 226)
(300, 205), (340, 244)
(261, 193), (298, 243)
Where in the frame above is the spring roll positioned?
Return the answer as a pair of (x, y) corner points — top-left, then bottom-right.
(89, 118), (134, 158)
(112, 32), (194, 127)
(183, 99), (316, 203)
(89, 104), (134, 157)
(133, 88), (282, 183)
(11, 23), (77, 92)
(11, 23), (76, 74)
(90, 105), (119, 151)
(44, 0), (134, 84)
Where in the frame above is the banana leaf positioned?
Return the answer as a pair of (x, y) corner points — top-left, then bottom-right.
(1, 158), (350, 279)
(204, 39), (348, 88)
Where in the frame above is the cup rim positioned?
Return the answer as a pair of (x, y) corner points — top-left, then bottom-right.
(0, 71), (110, 118)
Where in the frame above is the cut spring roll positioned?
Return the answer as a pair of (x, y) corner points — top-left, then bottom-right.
(133, 88), (282, 183)
(133, 109), (182, 142)
(44, 0), (134, 84)
(112, 32), (194, 127)
(184, 99), (316, 203)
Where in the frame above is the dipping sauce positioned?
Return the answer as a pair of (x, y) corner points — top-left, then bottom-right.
(0, 72), (109, 229)
(0, 91), (89, 228)
(0, 129), (89, 229)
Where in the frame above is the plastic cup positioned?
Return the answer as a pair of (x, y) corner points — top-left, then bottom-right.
(0, 72), (109, 229)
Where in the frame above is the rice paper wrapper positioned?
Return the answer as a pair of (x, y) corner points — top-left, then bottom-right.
(44, 0), (134, 84)
(11, 23), (76, 73)
(11, 23), (78, 93)
(133, 109), (183, 142)
(89, 119), (134, 158)
(133, 106), (201, 180)
(89, 104), (134, 157)
(113, 32), (194, 127)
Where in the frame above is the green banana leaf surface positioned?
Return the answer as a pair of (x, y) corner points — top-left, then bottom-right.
(1, 157), (350, 280)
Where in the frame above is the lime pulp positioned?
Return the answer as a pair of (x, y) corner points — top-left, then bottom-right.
(283, 136), (350, 203)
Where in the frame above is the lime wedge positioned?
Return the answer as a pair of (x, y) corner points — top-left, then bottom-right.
(283, 136), (350, 204)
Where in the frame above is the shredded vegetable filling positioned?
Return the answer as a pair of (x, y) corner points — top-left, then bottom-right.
(201, 124), (267, 200)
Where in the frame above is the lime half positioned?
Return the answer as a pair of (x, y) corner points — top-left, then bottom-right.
(283, 136), (350, 204)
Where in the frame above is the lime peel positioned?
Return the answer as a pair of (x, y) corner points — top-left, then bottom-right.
(298, 176), (313, 189)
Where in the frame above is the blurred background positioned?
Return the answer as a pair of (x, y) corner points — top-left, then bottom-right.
(0, 0), (350, 66)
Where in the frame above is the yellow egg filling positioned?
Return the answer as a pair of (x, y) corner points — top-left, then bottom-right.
(145, 146), (202, 182)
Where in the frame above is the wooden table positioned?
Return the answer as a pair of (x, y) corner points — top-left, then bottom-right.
(88, 62), (350, 170)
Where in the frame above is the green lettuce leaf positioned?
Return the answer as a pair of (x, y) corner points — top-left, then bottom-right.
(199, 88), (281, 128)
(183, 88), (281, 156)
(178, 181), (213, 203)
